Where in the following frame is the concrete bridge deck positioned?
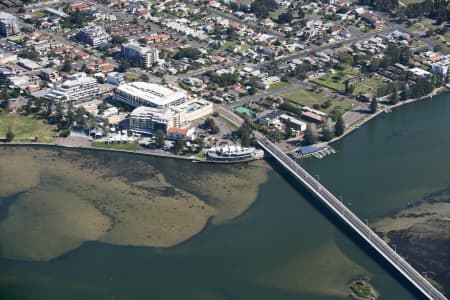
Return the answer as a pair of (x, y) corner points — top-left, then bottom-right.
(257, 137), (447, 300)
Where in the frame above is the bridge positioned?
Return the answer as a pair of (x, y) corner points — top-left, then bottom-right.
(257, 137), (448, 300)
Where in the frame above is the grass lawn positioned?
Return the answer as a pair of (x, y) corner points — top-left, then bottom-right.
(0, 112), (55, 143)
(267, 81), (291, 91)
(241, 44), (251, 51)
(221, 40), (237, 50)
(124, 72), (140, 82)
(32, 11), (47, 18)
(269, 8), (284, 20)
(92, 141), (143, 151)
(352, 75), (390, 96)
(312, 66), (360, 92)
(217, 115), (239, 132)
(431, 35), (450, 53)
(281, 88), (352, 114)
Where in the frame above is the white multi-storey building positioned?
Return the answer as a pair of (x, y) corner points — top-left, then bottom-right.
(45, 73), (100, 102)
(0, 12), (19, 37)
(129, 106), (177, 134)
(118, 82), (213, 134)
(431, 55), (450, 76)
(121, 42), (159, 68)
(115, 82), (187, 108)
(77, 25), (110, 47)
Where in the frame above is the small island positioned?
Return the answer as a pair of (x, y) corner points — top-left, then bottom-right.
(349, 280), (378, 300)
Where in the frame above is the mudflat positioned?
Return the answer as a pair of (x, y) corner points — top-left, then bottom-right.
(0, 147), (269, 261)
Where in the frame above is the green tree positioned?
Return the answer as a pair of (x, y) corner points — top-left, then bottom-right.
(118, 59), (131, 73)
(298, 7), (305, 19)
(251, 0), (278, 18)
(303, 123), (317, 145)
(155, 129), (165, 148)
(277, 12), (293, 24)
(334, 114), (345, 136)
(5, 127), (14, 142)
(0, 97), (9, 110)
(61, 58), (72, 73)
(174, 138), (186, 154)
(369, 96), (378, 113)
(204, 117), (219, 134)
(284, 119), (293, 139)
(390, 87), (399, 104)
(322, 123), (334, 142)
(174, 47), (201, 60)
(59, 129), (71, 137)
(238, 122), (253, 147)
(344, 80), (354, 95)
(111, 35), (128, 46)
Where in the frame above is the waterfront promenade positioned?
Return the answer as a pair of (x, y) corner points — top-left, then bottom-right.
(257, 137), (448, 300)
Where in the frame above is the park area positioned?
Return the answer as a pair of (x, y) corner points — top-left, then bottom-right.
(312, 66), (390, 97)
(0, 112), (55, 143)
(267, 81), (291, 91)
(281, 88), (352, 115)
(352, 74), (390, 96)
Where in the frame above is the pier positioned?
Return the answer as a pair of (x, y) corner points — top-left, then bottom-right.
(257, 137), (448, 300)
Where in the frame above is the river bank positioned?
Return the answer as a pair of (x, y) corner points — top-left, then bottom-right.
(0, 140), (203, 162)
(329, 86), (448, 145)
(2, 93), (441, 299)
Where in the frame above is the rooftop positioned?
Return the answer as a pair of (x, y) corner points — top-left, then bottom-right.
(116, 82), (186, 107)
(130, 105), (173, 120)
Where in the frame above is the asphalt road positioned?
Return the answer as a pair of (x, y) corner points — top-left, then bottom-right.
(214, 104), (244, 127)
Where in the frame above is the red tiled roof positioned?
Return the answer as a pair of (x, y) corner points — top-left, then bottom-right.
(167, 127), (188, 135)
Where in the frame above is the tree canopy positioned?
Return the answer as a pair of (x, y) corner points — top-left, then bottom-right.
(334, 114), (345, 136)
(155, 130), (165, 149)
(277, 12), (293, 24)
(250, 0), (279, 18)
(303, 124), (317, 145)
(174, 47), (201, 60)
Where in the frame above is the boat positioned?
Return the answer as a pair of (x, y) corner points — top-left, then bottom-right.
(205, 145), (264, 162)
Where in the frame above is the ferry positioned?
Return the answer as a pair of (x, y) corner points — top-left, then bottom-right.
(205, 145), (264, 162)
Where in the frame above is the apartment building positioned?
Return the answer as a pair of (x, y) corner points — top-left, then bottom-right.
(121, 42), (159, 68)
(0, 12), (19, 37)
(77, 25), (110, 47)
(45, 72), (100, 102)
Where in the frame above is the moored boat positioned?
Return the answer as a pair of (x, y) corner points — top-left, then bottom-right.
(205, 145), (264, 162)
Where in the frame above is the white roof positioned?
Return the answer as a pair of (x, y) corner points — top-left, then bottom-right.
(117, 82), (186, 107)
(0, 12), (16, 22)
(409, 67), (431, 76)
(130, 106), (173, 120)
(60, 72), (97, 89)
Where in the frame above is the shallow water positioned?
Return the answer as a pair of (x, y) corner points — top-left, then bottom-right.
(2, 93), (450, 299)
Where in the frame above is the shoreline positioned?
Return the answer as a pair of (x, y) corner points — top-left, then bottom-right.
(328, 87), (448, 145)
(0, 142), (200, 162)
(0, 142), (206, 162)
(1, 87), (447, 160)
(0, 141), (264, 164)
